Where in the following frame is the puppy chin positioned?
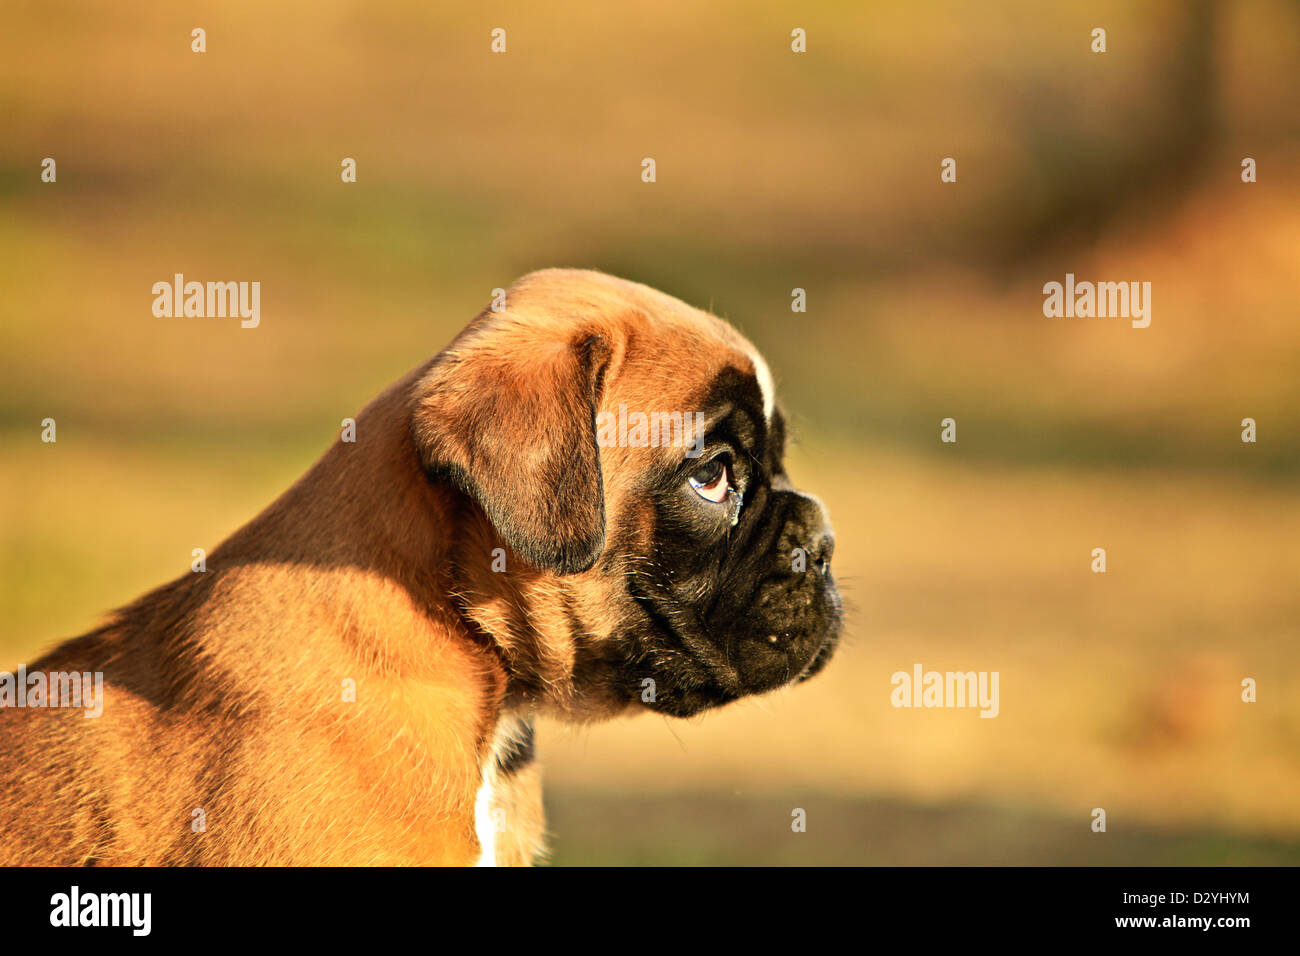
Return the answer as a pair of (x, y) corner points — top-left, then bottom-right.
(731, 626), (839, 696)
(642, 683), (739, 718)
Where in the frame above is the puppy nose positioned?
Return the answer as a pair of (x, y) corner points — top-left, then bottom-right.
(809, 530), (834, 575)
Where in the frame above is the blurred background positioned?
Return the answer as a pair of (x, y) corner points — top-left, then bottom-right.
(2, 0), (1298, 864)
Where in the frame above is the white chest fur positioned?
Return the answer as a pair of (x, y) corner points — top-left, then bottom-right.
(472, 715), (529, 867)
(473, 770), (499, 867)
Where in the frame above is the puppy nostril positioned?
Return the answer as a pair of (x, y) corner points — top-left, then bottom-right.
(810, 531), (833, 575)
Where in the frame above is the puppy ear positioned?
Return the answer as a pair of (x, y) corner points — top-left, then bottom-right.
(412, 319), (611, 574)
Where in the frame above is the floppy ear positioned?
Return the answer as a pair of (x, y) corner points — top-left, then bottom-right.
(411, 320), (611, 574)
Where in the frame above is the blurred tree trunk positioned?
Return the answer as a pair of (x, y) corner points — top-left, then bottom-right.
(999, 0), (1218, 266)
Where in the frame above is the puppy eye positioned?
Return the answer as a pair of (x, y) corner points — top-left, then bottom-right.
(687, 458), (731, 504)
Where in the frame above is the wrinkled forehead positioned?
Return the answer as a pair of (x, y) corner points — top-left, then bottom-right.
(502, 268), (776, 427)
(609, 308), (775, 427)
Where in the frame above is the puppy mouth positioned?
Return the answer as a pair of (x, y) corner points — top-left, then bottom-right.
(793, 582), (843, 684)
(796, 631), (838, 683)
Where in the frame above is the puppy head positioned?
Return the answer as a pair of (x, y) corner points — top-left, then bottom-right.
(412, 269), (840, 718)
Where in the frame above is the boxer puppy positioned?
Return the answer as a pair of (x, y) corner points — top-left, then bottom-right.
(0, 269), (840, 866)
